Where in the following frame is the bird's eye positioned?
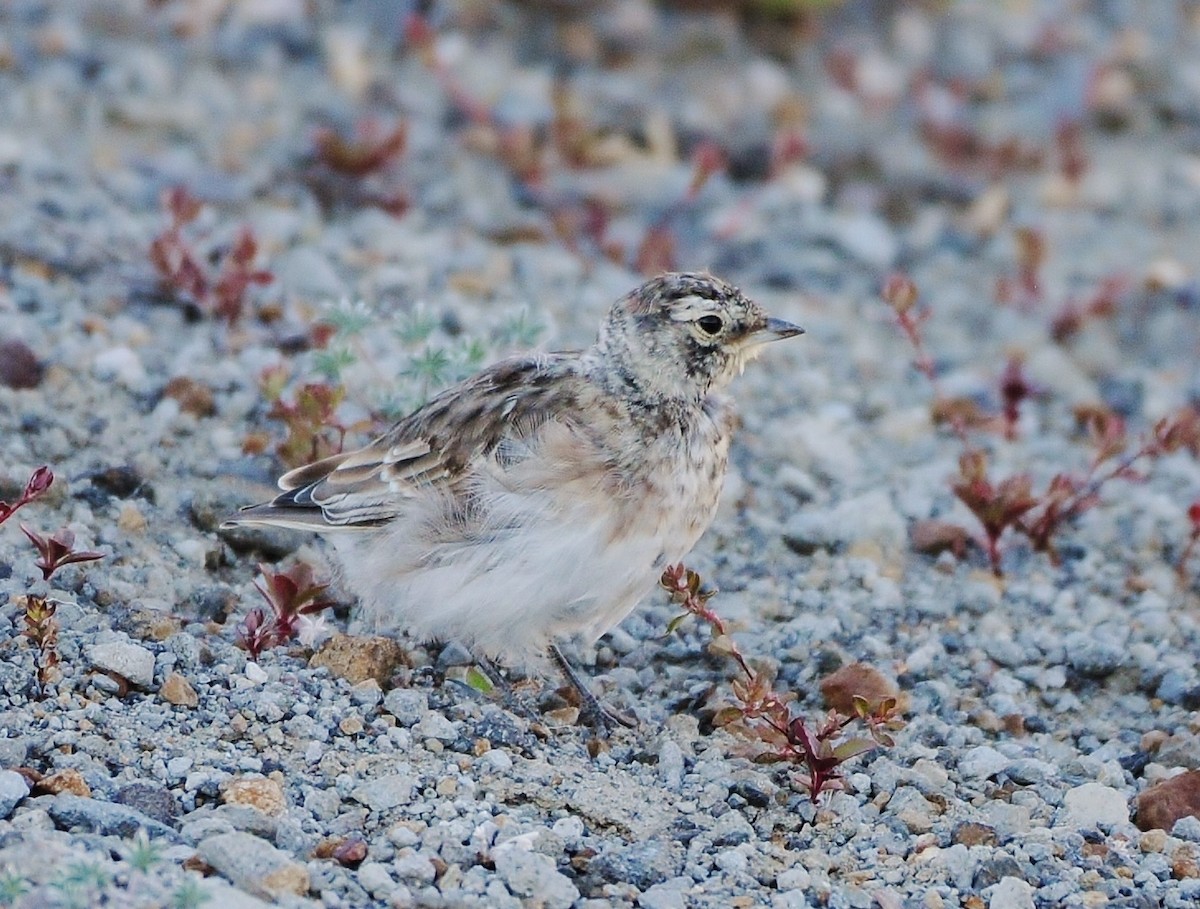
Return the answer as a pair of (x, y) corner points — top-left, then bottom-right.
(696, 315), (724, 336)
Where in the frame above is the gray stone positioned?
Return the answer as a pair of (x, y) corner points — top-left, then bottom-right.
(393, 850), (436, 883)
(714, 849), (748, 874)
(776, 867), (812, 891)
(197, 831), (310, 900)
(275, 247), (343, 299)
(782, 489), (905, 555)
(480, 749), (513, 772)
(48, 793), (177, 839)
(658, 740), (684, 791)
(115, 782), (179, 825)
(1006, 759), (1058, 785)
(383, 688), (428, 727)
(413, 712), (458, 743)
(86, 640), (156, 688)
(0, 770), (29, 819)
(590, 840), (680, 891)
(352, 774), (416, 812)
(639, 878), (691, 909)
(1062, 783), (1129, 828)
(0, 737), (29, 768)
(1065, 631), (1127, 677)
(436, 641), (475, 668)
(164, 632), (203, 670)
(350, 679), (383, 707)
(1172, 815), (1200, 842)
(958, 746), (1011, 781)
(357, 861), (396, 898)
(985, 876), (1035, 909)
(494, 849), (578, 909)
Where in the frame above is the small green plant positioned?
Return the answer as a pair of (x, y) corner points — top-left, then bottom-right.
(51, 862), (113, 909)
(171, 875), (211, 909)
(661, 565), (903, 802)
(125, 830), (164, 874)
(0, 871), (28, 906)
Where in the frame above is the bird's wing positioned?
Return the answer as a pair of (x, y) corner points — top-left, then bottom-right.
(226, 353), (585, 531)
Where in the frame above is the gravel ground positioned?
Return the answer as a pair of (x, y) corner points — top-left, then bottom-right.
(1, 1), (1200, 907)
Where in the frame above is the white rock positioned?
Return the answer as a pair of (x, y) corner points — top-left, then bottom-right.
(776, 866), (812, 891)
(493, 849), (578, 909)
(958, 746), (1011, 781)
(782, 489), (905, 555)
(986, 875), (1035, 909)
(93, 346), (147, 386)
(479, 749), (512, 773)
(1062, 782), (1129, 828)
(86, 640), (155, 688)
(357, 861), (395, 898)
(352, 774), (416, 812)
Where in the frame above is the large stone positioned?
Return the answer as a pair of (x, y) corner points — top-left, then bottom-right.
(48, 793), (177, 839)
(197, 831), (309, 900)
(222, 777), (286, 816)
(309, 634), (406, 685)
(0, 770), (29, 819)
(1062, 783), (1129, 828)
(352, 774), (416, 813)
(494, 848), (579, 909)
(1136, 771), (1200, 833)
(86, 640), (156, 688)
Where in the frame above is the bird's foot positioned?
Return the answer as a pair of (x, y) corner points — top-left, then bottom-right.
(474, 657), (543, 724)
(548, 643), (636, 737)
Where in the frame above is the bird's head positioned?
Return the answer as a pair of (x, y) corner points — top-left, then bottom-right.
(595, 271), (803, 403)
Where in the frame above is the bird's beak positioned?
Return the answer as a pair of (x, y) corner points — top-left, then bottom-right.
(743, 317), (804, 347)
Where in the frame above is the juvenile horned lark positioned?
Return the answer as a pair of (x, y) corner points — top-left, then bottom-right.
(225, 272), (802, 730)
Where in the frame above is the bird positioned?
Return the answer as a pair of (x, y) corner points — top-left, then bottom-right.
(224, 271), (803, 731)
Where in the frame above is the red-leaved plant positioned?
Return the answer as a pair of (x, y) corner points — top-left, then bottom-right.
(149, 186), (273, 323)
(3, 467), (105, 694)
(884, 271), (1200, 577)
(661, 564), (903, 802)
(238, 562), (336, 659)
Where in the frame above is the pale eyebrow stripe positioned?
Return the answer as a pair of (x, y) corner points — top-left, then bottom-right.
(668, 297), (714, 320)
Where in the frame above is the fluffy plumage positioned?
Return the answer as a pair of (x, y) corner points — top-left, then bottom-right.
(225, 272), (802, 669)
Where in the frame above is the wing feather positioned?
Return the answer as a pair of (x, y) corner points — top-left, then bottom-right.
(224, 353), (585, 532)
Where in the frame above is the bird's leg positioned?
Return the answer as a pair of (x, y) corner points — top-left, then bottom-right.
(548, 643), (636, 735)
(475, 656), (542, 723)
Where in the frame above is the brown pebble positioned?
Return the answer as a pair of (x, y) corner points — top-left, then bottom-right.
(952, 822), (998, 847)
(1173, 845), (1200, 880)
(819, 662), (900, 714)
(159, 672), (199, 708)
(309, 633), (407, 685)
(222, 777), (286, 816)
(38, 769), (90, 797)
(0, 338), (44, 389)
(1136, 769), (1200, 832)
(163, 376), (217, 417)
